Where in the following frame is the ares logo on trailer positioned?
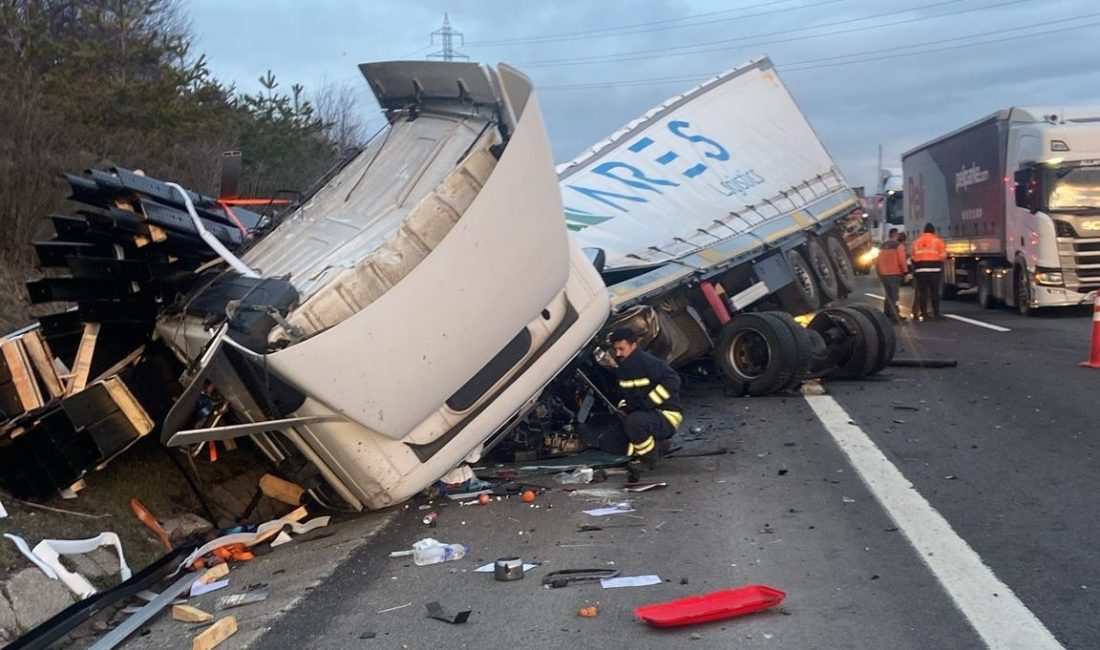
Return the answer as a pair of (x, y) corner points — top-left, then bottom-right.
(563, 120), (738, 231)
(955, 164), (990, 192)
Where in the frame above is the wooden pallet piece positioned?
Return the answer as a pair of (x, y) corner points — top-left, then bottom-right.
(192, 616), (237, 650)
(67, 322), (101, 395)
(101, 376), (155, 436)
(0, 339), (44, 414)
(21, 329), (65, 399)
(259, 474), (305, 506)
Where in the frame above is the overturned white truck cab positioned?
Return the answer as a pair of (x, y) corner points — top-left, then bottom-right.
(156, 62), (609, 510)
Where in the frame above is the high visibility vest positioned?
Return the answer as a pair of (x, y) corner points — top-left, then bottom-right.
(911, 233), (945, 263)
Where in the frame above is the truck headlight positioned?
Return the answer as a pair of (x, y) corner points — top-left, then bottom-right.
(1034, 271), (1063, 286)
(858, 247), (880, 266)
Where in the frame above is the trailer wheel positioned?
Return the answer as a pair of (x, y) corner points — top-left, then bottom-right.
(714, 313), (798, 396)
(777, 249), (821, 313)
(845, 304), (896, 375)
(824, 234), (857, 295)
(758, 311), (811, 391)
(805, 239), (839, 303)
(821, 307), (880, 380)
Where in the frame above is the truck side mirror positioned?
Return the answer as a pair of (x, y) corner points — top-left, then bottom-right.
(1014, 168), (1039, 213)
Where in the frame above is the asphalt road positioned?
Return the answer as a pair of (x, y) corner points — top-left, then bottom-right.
(255, 277), (1098, 650)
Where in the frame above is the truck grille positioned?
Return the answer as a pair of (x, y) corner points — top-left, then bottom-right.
(1056, 236), (1100, 290)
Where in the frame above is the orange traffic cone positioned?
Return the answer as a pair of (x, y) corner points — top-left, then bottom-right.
(1081, 293), (1100, 368)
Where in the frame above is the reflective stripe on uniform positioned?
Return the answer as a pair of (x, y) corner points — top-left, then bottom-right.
(632, 436), (656, 456)
(660, 410), (683, 429)
(647, 384), (671, 405)
(619, 378), (651, 388)
(626, 442), (635, 456)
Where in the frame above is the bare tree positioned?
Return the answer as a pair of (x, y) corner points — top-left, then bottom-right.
(312, 80), (366, 154)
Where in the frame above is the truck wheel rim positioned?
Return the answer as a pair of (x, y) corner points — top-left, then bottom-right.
(794, 263), (816, 299)
(730, 329), (771, 380)
(827, 239), (854, 284)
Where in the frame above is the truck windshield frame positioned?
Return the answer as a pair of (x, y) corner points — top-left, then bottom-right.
(1049, 166), (1100, 212)
(884, 192), (905, 225)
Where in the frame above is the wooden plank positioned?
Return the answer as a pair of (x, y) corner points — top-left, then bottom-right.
(1, 340), (43, 412)
(259, 474), (305, 507)
(172, 604), (213, 623)
(101, 376), (155, 436)
(21, 330), (65, 399)
(198, 563), (229, 585)
(192, 616), (236, 650)
(67, 323), (101, 395)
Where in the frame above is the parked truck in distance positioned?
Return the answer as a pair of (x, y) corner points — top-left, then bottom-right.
(903, 107), (1100, 314)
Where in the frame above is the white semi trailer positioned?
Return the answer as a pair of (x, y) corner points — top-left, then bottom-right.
(558, 57), (890, 397)
(903, 106), (1100, 314)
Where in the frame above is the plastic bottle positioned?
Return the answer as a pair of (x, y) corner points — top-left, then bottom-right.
(412, 538), (469, 566)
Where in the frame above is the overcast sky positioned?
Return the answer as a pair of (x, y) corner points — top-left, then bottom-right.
(186, 0), (1100, 192)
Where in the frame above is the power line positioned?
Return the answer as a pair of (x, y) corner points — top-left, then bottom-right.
(537, 14), (1100, 91)
(516, 0), (1017, 68)
(466, 0), (851, 46)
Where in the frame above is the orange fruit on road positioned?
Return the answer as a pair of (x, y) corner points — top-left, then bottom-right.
(478, 493), (491, 505)
(521, 490), (536, 503)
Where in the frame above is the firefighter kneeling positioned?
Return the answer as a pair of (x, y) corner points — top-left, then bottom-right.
(605, 327), (683, 468)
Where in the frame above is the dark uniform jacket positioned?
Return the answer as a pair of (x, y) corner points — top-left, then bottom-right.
(614, 348), (684, 429)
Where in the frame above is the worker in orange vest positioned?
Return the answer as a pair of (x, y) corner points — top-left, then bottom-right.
(876, 228), (908, 324)
(911, 223), (947, 320)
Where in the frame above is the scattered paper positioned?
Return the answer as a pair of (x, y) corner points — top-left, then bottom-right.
(0, 499), (7, 518)
(474, 563), (537, 573)
(625, 482), (667, 493)
(601, 575), (662, 588)
(270, 531), (293, 548)
(190, 578), (229, 597)
(584, 505), (635, 517)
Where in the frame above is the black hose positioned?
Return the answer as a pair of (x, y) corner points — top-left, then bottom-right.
(163, 447), (221, 527)
(888, 358), (958, 368)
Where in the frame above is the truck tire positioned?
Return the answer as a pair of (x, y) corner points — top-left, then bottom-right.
(824, 234), (857, 295)
(820, 307), (880, 380)
(845, 304), (896, 375)
(714, 313), (799, 396)
(805, 239), (839, 303)
(758, 311), (811, 391)
(1015, 264), (1033, 316)
(777, 249), (821, 314)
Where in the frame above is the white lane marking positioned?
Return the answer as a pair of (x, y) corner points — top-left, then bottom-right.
(804, 395), (1064, 650)
(944, 314), (1011, 332)
(865, 292), (1011, 332)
